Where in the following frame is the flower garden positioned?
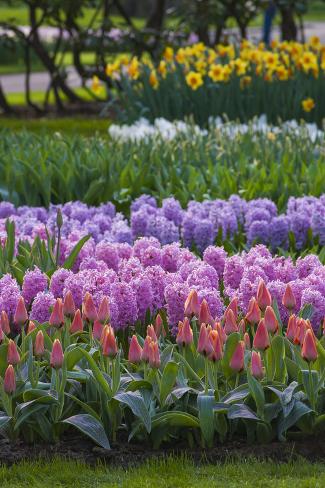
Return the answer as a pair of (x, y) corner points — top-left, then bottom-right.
(0, 0), (325, 480)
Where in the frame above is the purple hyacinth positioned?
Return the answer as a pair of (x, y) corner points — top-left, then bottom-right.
(22, 267), (48, 305)
(30, 291), (56, 323)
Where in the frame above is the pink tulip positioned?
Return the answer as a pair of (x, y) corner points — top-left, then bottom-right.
(128, 335), (142, 364)
(230, 341), (245, 372)
(264, 306), (278, 334)
(214, 321), (227, 344)
(7, 339), (20, 365)
(224, 309), (238, 335)
(208, 330), (223, 362)
(286, 314), (297, 341)
(225, 297), (238, 319)
(199, 299), (212, 325)
(154, 313), (164, 338)
(253, 319), (270, 351)
(63, 291), (76, 317)
(245, 298), (261, 324)
(184, 289), (200, 317)
(70, 309), (84, 334)
(176, 318), (193, 347)
(4, 365), (16, 395)
(102, 325), (118, 358)
(98, 296), (110, 323)
(14, 296), (28, 325)
(238, 319), (246, 334)
(244, 332), (251, 349)
(93, 319), (104, 340)
(0, 311), (10, 335)
(282, 284), (296, 310)
(251, 351), (264, 380)
(82, 293), (98, 322)
(50, 339), (64, 369)
(141, 336), (152, 362)
(49, 298), (64, 327)
(197, 324), (213, 356)
(301, 329), (318, 363)
(34, 330), (45, 357)
(294, 318), (307, 345)
(27, 321), (36, 335)
(147, 324), (157, 342)
(148, 341), (160, 369)
(256, 280), (272, 311)
(0, 326), (4, 343)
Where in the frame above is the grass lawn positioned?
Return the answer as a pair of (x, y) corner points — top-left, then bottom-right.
(0, 117), (109, 136)
(0, 457), (325, 488)
(4, 87), (106, 106)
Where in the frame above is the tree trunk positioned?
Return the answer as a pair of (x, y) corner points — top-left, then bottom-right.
(279, 7), (297, 41)
(146, 0), (166, 31)
(0, 83), (13, 114)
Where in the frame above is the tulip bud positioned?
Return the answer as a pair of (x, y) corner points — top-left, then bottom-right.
(4, 365), (16, 395)
(154, 313), (164, 338)
(50, 339), (64, 369)
(7, 339), (20, 365)
(0, 326), (4, 343)
(245, 298), (261, 324)
(286, 314), (297, 341)
(253, 319), (270, 351)
(199, 299), (212, 325)
(82, 293), (98, 322)
(102, 325), (118, 358)
(244, 332), (251, 349)
(93, 319), (104, 341)
(264, 306), (278, 334)
(63, 291), (76, 317)
(128, 335), (142, 364)
(238, 319), (246, 334)
(301, 329), (318, 363)
(251, 351), (264, 380)
(224, 309), (238, 335)
(49, 298), (64, 327)
(215, 321), (227, 344)
(197, 323), (213, 356)
(225, 297), (238, 319)
(208, 330), (223, 362)
(0, 311), (10, 335)
(294, 318), (307, 345)
(230, 341), (245, 372)
(14, 296), (28, 325)
(147, 324), (157, 342)
(27, 321), (36, 335)
(148, 341), (160, 369)
(184, 289), (200, 317)
(98, 296), (110, 323)
(141, 336), (152, 363)
(176, 317), (193, 347)
(282, 284), (296, 310)
(34, 330), (45, 357)
(256, 280), (272, 311)
(70, 309), (84, 334)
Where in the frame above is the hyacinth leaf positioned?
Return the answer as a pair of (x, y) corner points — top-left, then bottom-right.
(62, 235), (91, 270)
(277, 401), (313, 440)
(159, 361), (179, 407)
(227, 404), (259, 421)
(197, 393), (215, 447)
(247, 371), (265, 420)
(221, 332), (240, 379)
(5, 219), (15, 264)
(114, 391), (151, 433)
(62, 414), (110, 450)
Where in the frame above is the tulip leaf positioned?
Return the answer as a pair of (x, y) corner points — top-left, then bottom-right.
(159, 361), (179, 407)
(298, 303), (314, 320)
(62, 414), (110, 449)
(0, 415), (11, 430)
(221, 384), (250, 404)
(277, 401), (312, 440)
(62, 235), (90, 270)
(197, 393), (215, 447)
(271, 335), (287, 383)
(78, 348), (112, 398)
(114, 391), (151, 433)
(151, 411), (200, 430)
(221, 332), (240, 379)
(247, 371), (265, 419)
(227, 404), (259, 421)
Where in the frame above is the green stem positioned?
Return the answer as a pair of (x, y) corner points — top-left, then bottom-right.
(204, 357), (209, 394)
(308, 363), (316, 411)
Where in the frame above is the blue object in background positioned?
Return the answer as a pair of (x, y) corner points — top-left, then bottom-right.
(263, 2), (277, 45)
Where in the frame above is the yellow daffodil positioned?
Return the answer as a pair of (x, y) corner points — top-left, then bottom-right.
(240, 76), (252, 89)
(128, 57), (140, 79)
(302, 97), (315, 112)
(149, 70), (159, 89)
(185, 71), (203, 90)
(91, 75), (103, 94)
(157, 60), (167, 78)
(208, 64), (224, 82)
(163, 47), (174, 62)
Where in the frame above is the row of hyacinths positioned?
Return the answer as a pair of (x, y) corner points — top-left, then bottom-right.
(0, 194), (324, 252)
(0, 241), (324, 333)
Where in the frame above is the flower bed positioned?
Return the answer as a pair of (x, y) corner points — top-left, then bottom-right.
(100, 39), (325, 125)
(0, 277), (324, 449)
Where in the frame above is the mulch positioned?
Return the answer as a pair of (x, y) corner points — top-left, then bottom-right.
(1, 434), (325, 467)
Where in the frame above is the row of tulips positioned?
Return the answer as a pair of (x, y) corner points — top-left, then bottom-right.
(0, 279), (324, 449)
